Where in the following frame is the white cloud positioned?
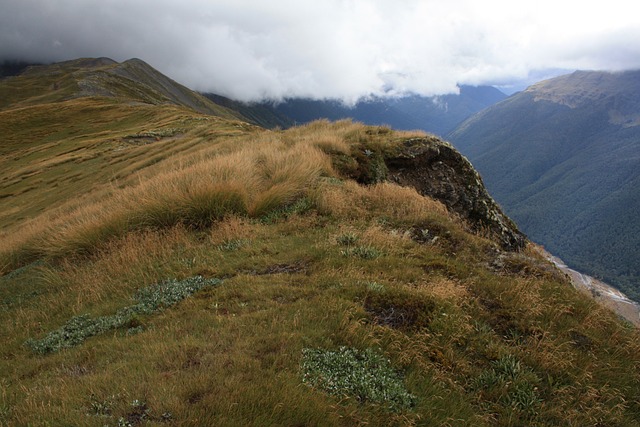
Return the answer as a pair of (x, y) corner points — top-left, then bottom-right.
(1, 0), (639, 102)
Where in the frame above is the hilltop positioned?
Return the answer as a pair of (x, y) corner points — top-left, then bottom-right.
(1, 59), (639, 426)
(0, 57), (241, 117)
(449, 69), (640, 301)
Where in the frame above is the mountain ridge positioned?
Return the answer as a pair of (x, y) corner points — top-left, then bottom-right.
(449, 69), (640, 300)
(0, 57), (244, 120)
(2, 58), (507, 135)
(267, 85), (507, 136)
(1, 58), (639, 426)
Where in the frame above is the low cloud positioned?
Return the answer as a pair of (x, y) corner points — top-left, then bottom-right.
(1, 0), (639, 102)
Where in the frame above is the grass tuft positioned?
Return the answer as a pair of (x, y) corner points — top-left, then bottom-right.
(341, 245), (383, 260)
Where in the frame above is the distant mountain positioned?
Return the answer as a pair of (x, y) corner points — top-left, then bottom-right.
(449, 70), (640, 300)
(264, 85), (506, 136)
(388, 86), (508, 134)
(202, 93), (294, 129)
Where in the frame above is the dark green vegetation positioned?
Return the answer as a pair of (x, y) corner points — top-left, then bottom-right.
(449, 70), (640, 300)
(1, 59), (639, 426)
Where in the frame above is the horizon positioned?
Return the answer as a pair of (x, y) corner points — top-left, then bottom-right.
(1, 1), (639, 102)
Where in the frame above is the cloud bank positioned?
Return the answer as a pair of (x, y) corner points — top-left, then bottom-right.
(1, 0), (639, 102)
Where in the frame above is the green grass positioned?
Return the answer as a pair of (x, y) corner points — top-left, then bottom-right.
(1, 82), (639, 425)
(2, 203), (639, 425)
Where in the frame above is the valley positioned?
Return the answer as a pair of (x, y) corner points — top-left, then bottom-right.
(448, 70), (640, 302)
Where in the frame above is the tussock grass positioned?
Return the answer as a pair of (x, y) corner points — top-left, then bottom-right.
(367, 182), (449, 220)
(249, 144), (330, 216)
(0, 99), (218, 229)
(314, 180), (448, 223)
(3, 201), (640, 426)
(1, 118), (414, 272)
(0, 132), (332, 271)
(282, 119), (353, 154)
(2, 116), (640, 426)
(58, 226), (198, 310)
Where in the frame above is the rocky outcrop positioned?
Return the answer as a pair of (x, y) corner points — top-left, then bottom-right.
(372, 136), (526, 251)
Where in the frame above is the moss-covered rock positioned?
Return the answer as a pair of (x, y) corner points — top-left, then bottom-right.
(385, 137), (526, 251)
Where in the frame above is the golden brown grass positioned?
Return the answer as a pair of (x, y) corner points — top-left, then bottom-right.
(314, 180), (448, 223)
(0, 126), (334, 272)
(57, 226), (197, 311)
(417, 277), (470, 302)
(4, 118), (436, 273)
(3, 196), (640, 426)
(2, 117), (640, 426)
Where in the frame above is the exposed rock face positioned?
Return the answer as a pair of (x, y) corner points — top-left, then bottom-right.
(385, 137), (526, 251)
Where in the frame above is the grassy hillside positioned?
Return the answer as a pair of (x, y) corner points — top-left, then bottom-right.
(0, 57), (242, 118)
(0, 57), (264, 230)
(449, 70), (640, 301)
(0, 98), (255, 230)
(1, 62), (639, 426)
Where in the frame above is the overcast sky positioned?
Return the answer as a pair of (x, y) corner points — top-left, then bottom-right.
(1, 0), (639, 102)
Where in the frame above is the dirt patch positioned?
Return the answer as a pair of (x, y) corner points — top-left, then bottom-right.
(243, 260), (310, 276)
(364, 290), (435, 330)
